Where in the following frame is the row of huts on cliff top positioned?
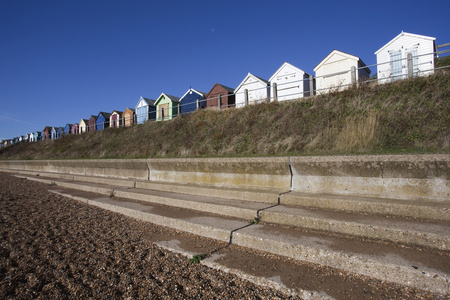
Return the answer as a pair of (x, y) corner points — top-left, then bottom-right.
(3, 31), (442, 145)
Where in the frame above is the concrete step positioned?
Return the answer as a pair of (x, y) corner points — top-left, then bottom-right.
(16, 170), (449, 222)
(9, 169), (282, 203)
(17, 174), (450, 252)
(48, 187), (450, 296)
(71, 174), (450, 223)
(76, 175), (282, 204)
(282, 191), (450, 222)
(260, 205), (449, 251)
(24, 176), (269, 220)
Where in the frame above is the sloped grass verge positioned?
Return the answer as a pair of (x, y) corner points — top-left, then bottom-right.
(1, 71), (449, 160)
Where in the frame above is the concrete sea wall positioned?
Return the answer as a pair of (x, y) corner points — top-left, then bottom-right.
(0, 154), (448, 200)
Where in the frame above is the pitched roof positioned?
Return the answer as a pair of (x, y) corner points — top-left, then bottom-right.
(269, 62), (309, 82)
(314, 49), (368, 72)
(207, 83), (235, 95)
(155, 93), (181, 105)
(97, 112), (111, 119)
(179, 88), (207, 101)
(375, 31), (436, 55)
(123, 107), (135, 113)
(234, 73), (269, 93)
(217, 84), (234, 93)
(136, 96), (156, 108)
(111, 110), (124, 115)
(165, 94), (180, 102)
(144, 97), (156, 105)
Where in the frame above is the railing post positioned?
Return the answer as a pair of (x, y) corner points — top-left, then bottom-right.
(196, 98), (199, 110)
(244, 89), (249, 106)
(407, 53), (413, 79)
(351, 66), (357, 85)
(272, 82), (278, 102)
(309, 75), (314, 97)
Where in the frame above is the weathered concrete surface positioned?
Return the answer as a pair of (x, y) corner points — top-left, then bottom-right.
(0, 159), (149, 180)
(290, 154), (450, 201)
(14, 172), (450, 252)
(232, 225), (450, 296)
(46, 160), (86, 175)
(51, 189), (244, 243)
(260, 206), (450, 251)
(281, 192), (450, 221)
(1, 154), (449, 201)
(83, 159), (148, 179)
(135, 181), (280, 204)
(48, 187), (450, 296)
(146, 157), (291, 191)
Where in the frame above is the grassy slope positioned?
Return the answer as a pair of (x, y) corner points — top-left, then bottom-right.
(1, 71), (449, 160)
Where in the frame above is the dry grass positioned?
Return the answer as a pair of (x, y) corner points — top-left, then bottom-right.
(335, 111), (379, 152)
(1, 71), (449, 160)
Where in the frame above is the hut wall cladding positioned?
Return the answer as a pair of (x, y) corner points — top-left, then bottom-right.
(180, 91), (205, 114)
(88, 116), (97, 132)
(206, 84), (235, 108)
(110, 114), (118, 128)
(96, 113), (110, 131)
(122, 109), (134, 127)
(43, 127), (51, 140)
(71, 124), (78, 134)
(79, 120), (88, 134)
(156, 95), (178, 120)
(149, 105), (157, 121)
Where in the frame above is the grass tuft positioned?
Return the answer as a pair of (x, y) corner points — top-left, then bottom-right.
(189, 254), (207, 264)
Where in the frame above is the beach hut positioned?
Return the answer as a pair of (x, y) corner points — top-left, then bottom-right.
(375, 31), (436, 83)
(179, 88), (206, 114)
(96, 112), (111, 131)
(79, 119), (89, 133)
(269, 62), (312, 101)
(314, 50), (371, 94)
(122, 108), (135, 127)
(155, 93), (181, 121)
(71, 123), (79, 135)
(110, 110), (123, 128)
(88, 115), (98, 132)
(51, 127), (57, 140)
(205, 83), (235, 109)
(135, 97), (157, 124)
(234, 73), (270, 108)
(64, 124), (73, 135)
(43, 126), (52, 140)
(33, 131), (41, 141)
(57, 127), (64, 139)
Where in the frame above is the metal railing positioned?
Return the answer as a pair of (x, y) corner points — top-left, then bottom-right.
(9, 48), (450, 143)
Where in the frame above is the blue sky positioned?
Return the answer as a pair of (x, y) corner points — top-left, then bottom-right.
(1, 0), (449, 140)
